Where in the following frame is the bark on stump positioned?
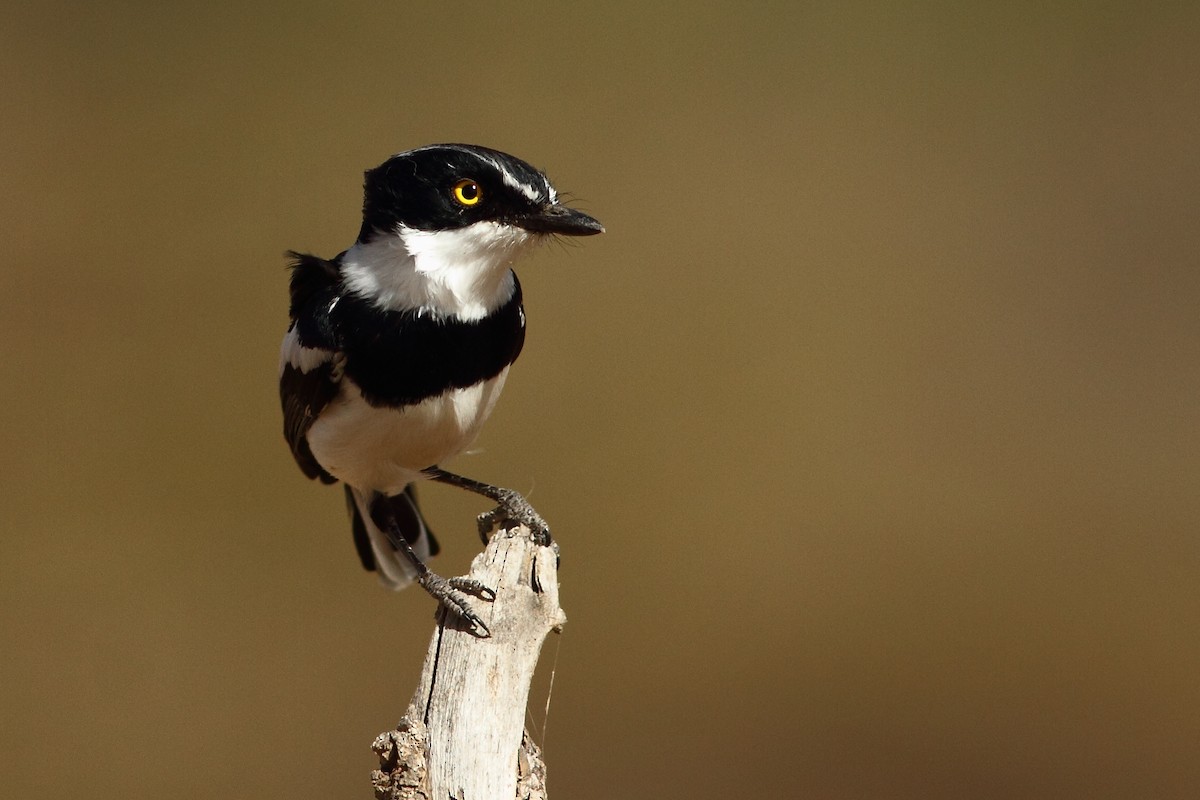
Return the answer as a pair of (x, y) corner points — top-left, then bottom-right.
(371, 525), (565, 800)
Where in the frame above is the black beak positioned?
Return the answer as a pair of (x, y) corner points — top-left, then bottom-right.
(517, 203), (604, 236)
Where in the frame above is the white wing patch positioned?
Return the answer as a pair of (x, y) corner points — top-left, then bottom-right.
(279, 325), (336, 375)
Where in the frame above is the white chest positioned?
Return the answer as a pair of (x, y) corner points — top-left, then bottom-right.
(306, 368), (510, 494)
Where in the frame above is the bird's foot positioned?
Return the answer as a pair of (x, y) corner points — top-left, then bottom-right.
(476, 487), (552, 546)
(420, 467), (554, 547)
(417, 572), (495, 637)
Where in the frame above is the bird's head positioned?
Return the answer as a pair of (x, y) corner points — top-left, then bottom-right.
(358, 143), (603, 246)
(345, 144), (602, 317)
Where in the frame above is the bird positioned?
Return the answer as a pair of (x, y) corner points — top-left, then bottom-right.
(279, 143), (603, 635)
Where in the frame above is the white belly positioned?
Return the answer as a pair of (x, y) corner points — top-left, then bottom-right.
(307, 367), (510, 494)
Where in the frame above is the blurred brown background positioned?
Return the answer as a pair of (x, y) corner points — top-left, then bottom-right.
(3, 2), (1198, 798)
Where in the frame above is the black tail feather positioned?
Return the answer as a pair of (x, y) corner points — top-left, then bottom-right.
(344, 483), (439, 575)
(345, 485), (375, 571)
(401, 484), (440, 556)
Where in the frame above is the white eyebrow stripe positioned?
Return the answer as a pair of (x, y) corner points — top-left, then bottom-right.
(497, 166), (545, 202)
(432, 148), (546, 203)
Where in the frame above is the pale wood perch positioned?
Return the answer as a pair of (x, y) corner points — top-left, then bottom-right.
(371, 524), (566, 800)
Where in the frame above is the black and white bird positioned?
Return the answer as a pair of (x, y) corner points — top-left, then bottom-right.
(279, 144), (602, 634)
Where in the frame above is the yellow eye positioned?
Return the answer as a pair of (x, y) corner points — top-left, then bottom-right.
(452, 178), (483, 206)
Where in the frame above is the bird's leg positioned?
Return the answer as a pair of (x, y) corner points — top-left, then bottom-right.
(422, 467), (552, 546)
(368, 492), (495, 637)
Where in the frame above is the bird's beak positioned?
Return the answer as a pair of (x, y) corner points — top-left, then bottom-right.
(516, 203), (604, 236)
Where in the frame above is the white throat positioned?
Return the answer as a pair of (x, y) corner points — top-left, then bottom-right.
(341, 221), (535, 320)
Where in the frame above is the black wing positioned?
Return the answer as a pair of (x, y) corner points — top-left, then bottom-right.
(279, 252), (343, 484)
(280, 355), (338, 483)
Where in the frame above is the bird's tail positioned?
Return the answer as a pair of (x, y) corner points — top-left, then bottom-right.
(344, 484), (440, 590)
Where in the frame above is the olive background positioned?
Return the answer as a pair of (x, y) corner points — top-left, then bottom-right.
(3, 3), (1199, 798)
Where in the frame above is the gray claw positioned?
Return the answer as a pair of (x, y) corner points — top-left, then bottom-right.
(449, 576), (497, 602)
(418, 573), (492, 637)
(488, 489), (552, 544)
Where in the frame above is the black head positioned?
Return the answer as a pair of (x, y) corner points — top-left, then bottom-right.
(357, 143), (603, 243)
